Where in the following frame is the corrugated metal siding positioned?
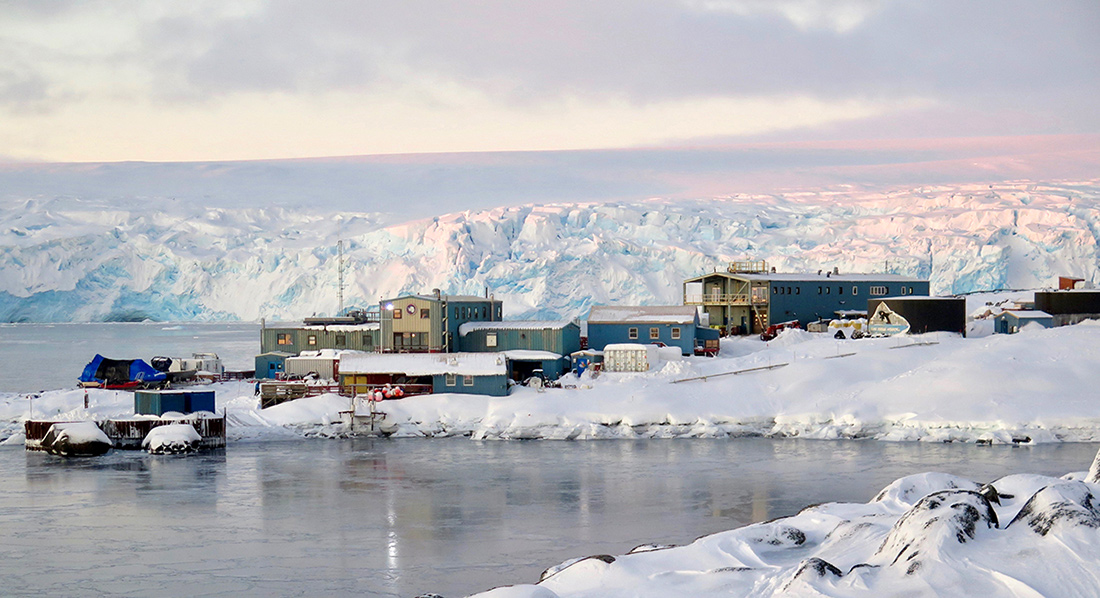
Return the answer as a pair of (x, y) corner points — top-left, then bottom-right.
(459, 324), (581, 354)
(587, 323), (694, 354)
(261, 327), (378, 354)
(769, 281), (931, 327)
(432, 373), (509, 396)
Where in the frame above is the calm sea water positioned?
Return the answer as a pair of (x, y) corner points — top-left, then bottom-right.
(0, 322), (259, 393)
(1, 438), (1097, 597)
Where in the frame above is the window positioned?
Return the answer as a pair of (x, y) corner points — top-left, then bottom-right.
(826, 287), (831, 294)
(335, 334), (346, 347)
(671, 327), (681, 340)
(787, 286), (792, 295)
(363, 333), (373, 347)
(277, 333), (291, 345)
(870, 286), (887, 296)
(445, 373), (456, 386)
(496, 306), (502, 318)
(901, 287), (907, 295)
(796, 287), (800, 295)
(463, 375), (474, 386)
(852, 286), (858, 296)
(838, 286), (844, 295)
(817, 286), (822, 295)
(628, 327), (638, 339)
(486, 332), (498, 347)
(650, 327), (660, 340)
(393, 308), (402, 319)
(773, 286), (779, 294)
(421, 307), (430, 319)
(307, 334), (317, 346)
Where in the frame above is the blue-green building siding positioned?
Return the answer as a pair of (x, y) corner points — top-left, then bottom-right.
(432, 373), (509, 396)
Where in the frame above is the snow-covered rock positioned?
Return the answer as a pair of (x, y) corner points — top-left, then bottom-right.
(142, 423), (202, 454)
(472, 448), (1100, 597)
(40, 421), (112, 456)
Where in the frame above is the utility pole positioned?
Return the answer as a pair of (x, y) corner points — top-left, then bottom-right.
(337, 239), (345, 316)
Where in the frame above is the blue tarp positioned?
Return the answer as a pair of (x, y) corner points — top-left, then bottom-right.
(79, 354), (167, 386)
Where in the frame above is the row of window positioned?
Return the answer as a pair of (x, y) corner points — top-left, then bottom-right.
(627, 327), (682, 340)
(444, 373), (475, 386)
(275, 332), (373, 347)
(392, 307), (430, 319)
(768, 285), (917, 297)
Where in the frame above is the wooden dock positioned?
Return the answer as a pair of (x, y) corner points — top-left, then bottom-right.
(25, 417), (226, 451)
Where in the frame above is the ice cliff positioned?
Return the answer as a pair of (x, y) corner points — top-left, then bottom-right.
(2, 180), (1098, 322)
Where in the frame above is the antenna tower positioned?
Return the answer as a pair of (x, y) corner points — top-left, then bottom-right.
(337, 239), (345, 315)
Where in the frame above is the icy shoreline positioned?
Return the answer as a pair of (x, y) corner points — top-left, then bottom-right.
(3, 321), (1100, 447)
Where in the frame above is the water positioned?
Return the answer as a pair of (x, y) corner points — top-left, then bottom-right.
(0, 322), (260, 393)
(1, 438), (1096, 597)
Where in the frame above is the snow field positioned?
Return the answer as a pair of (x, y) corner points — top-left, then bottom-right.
(3, 319), (1099, 446)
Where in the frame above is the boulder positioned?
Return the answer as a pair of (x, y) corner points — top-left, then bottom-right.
(41, 422), (112, 457)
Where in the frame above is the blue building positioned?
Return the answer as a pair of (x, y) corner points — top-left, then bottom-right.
(254, 351), (295, 379)
(684, 261), (929, 335)
(994, 310), (1053, 334)
(338, 352), (509, 397)
(457, 320), (581, 380)
(380, 291), (503, 353)
(586, 306), (717, 356)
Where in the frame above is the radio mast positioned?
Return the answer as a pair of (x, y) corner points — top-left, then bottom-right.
(337, 239), (345, 315)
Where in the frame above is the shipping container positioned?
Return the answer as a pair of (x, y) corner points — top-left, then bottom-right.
(134, 390), (217, 416)
(603, 343), (662, 372)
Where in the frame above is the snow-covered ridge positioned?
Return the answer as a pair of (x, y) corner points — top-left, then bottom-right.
(3, 180), (1098, 322)
(471, 468), (1100, 597)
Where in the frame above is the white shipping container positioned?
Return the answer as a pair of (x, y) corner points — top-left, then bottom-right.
(603, 344), (661, 372)
(284, 357), (337, 379)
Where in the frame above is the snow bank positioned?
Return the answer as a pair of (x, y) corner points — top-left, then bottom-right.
(3, 320), (1100, 446)
(470, 454), (1100, 597)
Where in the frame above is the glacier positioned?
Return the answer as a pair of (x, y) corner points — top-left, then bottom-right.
(2, 180), (1098, 322)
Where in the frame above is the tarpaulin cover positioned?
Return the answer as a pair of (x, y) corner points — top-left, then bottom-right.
(79, 354), (167, 386)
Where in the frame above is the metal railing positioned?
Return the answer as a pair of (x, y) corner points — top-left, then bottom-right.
(683, 293), (752, 305)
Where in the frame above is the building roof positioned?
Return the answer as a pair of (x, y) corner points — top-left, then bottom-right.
(1002, 310), (1052, 319)
(686, 271), (925, 283)
(501, 350), (563, 361)
(588, 305), (698, 325)
(339, 352), (508, 376)
(385, 293), (500, 304)
(458, 320), (574, 336)
(265, 322), (379, 331)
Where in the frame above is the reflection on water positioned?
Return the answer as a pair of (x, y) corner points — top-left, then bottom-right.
(1, 438), (1097, 597)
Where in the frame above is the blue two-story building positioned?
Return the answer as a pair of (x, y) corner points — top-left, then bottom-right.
(684, 261), (929, 335)
(586, 306), (719, 356)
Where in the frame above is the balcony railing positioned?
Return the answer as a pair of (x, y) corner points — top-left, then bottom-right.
(684, 293), (752, 306)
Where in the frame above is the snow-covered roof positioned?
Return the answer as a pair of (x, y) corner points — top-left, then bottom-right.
(388, 293), (500, 303)
(458, 320), (574, 336)
(339, 352), (508, 376)
(501, 350), (563, 361)
(265, 322), (379, 331)
(604, 343), (660, 352)
(875, 296), (962, 301)
(1001, 310), (1052, 319)
(290, 349), (365, 360)
(587, 305), (698, 325)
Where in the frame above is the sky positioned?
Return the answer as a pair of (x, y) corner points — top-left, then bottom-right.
(1, 0), (1098, 163)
